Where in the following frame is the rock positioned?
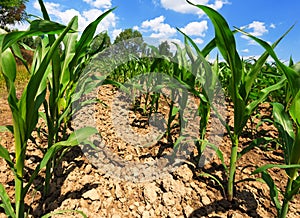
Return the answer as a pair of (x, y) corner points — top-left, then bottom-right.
(201, 195), (211, 205)
(102, 197), (113, 208)
(82, 189), (100, 201)
(84, 164), (92, 174)
(183, 205), (194, 216)
(115, 184), (123, 199)
(173, 164), (194, 182)
(81, 175), (94, 185)
(143, 183), (158, 204)
(68, 173), (77, 181)
(142, 210), (150, 218)
(137, 205), (145, 215)
(103, 190), (112, 197)
(162, 192), (176, 206)
(232, 212), (244, 218)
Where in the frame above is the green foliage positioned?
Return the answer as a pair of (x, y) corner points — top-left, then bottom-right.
(0, 0), (28, 29)
(89, 31), (111, 55)
(0, 0), (113, 217)
(114, 28), (143, 44)
(158, 40), (173, 57)
(186, 0), (292, 202)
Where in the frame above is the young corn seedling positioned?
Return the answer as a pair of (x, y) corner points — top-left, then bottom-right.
(238, 29), (300, 218)
(0, 10), (98, 218)
(34, 0), (114, 195)
(186, 0), (292, 201)
(177, 28), (221, 162)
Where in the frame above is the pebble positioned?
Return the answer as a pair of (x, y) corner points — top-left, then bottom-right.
(82, 189), (100, 201)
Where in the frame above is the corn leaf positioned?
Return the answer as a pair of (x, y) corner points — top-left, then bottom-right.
(289, 90), (300, 127)
(253, 164), (300, 174)
(261, 171), (281, 214)
(0, 125), (13, 133)
(23, 127), (98, 196)
(69, 7), (116, 75)
(0, 183), (16, 218)
(60, 16), (78, 87)
(0, 48), (18, 115)
(236, 28), (300, 98)
(272, 102), (295, 164)
(245, 76), (286, 117)
(19, 17), (76, 138)
(1, 20), (67, 51)
(0, 144), (15, 173)
(186, 1), (244, 134)
(243, 25), (294, 97)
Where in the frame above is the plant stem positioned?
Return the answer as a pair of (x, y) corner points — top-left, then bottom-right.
(227, 134), (239, 201)
(279, 177), (293, 218)
(14, 120), (25, 218)
(280, 128), (300, 217)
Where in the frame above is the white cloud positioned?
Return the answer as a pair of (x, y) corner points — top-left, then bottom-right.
(241, 21), (268, 44)
(141, 16), (176, 39)
(241, 49), (249, 53)
(6, 21), (30, 31)
(112, 28), (122, 41)
(33, 0), (117, 33)
(193, 38), (204, 44)
(241, 21), (268, 37)
(160, 0), (230, 16)
(83, 0), (112, 9)
(270, 23), (276, 29)
(180, 21), (208, 37)
(133, 25), (139, 31)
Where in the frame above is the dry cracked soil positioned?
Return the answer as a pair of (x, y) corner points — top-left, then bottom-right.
(0, 84), (299, 218)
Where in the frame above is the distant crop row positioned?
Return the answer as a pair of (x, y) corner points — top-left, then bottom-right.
(0, 0), (299, 217)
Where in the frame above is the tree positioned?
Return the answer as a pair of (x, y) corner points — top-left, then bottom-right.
(114, 28), (143, 44)
(158, 40), (173, 57)
(0, 0), (28, 30)
(113, 28), (146, 56)
(89, 31), (112, 55)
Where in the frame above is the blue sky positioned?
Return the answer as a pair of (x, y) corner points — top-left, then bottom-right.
(12, 0), (300, 62)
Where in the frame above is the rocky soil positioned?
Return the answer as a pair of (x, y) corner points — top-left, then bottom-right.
(0, 84), (299, 218)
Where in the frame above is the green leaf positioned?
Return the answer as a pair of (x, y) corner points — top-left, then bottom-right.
(1, 20), (68, 51)
(243, 25), (294, 97)
(60, 16), (78, 87)
(69, 8), (116, 74)
(0, 144), (15, 173)
(197, 172), (225, 196)
(252, 164), (300, 175)
(0, 125), (13, 133)
(261, 171), (282, 214)
(187, 2), (242, 87)
(245, 76), (286, 117)
(289, 90), (300, 127)
(272, 102), (295, 164)
(237, 137), (273, 159)
(0, 183), (16, 218)
(171, 106), (180, 117)
(20, 17), (77, 138)
(0, 48), (16, 83)
(23, 127), (98, 195)
(236, 27), (300, 98)
(208, 142), (228, 173)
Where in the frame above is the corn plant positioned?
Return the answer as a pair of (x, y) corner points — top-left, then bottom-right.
(238, 29), (300, 218)
(186, 0), (292, 201)
(31, 0), (115, 195)
(0, 12), (98, 218)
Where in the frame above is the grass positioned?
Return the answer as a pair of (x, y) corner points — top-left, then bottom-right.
(0, 64), (30, 97)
